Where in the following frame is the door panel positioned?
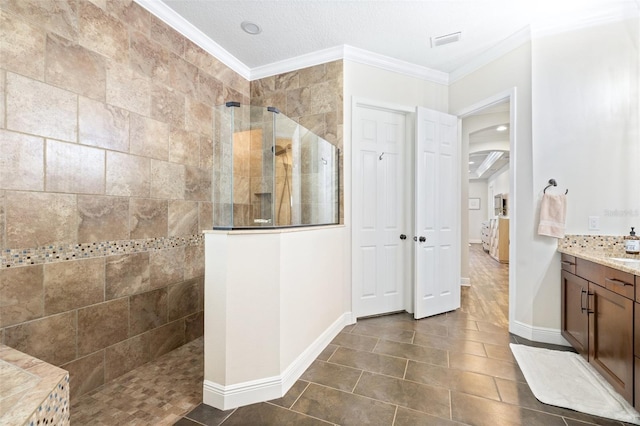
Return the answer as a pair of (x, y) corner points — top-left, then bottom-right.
(588, 283), (633, 403)
(414, 107), (460, 319)
(561, 270), (588, 357)
(353, 105), (408, 317)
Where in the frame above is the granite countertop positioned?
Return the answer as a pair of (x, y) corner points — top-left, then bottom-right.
(0, 344), (69, 425)
(558, 235), (640, 275)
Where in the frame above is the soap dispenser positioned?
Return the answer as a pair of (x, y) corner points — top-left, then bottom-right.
(624, 227), (640, 254)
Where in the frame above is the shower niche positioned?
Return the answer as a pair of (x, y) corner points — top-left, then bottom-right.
(213, 102), (339, 229)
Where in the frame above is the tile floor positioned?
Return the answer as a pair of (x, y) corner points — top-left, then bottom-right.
(71, 245), (629, 425)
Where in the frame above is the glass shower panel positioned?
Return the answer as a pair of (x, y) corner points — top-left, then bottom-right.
(212, 103), (235, 229)
(212, 103), (339, 229)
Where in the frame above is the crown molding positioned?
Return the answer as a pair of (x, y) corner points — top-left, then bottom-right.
(134, 0), (251, 80)
(449, 26), (531, 84)
(343, 45), (449, 85)
(531, 3), (640, 39)
(250, 46), (344, 80)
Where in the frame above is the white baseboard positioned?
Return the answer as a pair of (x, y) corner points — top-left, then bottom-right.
(509, 320), (571, 346)
(460, 277), (470, 287)
(203, 311), (352, 410)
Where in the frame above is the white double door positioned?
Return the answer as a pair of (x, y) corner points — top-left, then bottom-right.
(353, 102), (460, 320)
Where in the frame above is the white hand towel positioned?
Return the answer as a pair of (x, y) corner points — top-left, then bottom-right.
(538, 193), (567, 238)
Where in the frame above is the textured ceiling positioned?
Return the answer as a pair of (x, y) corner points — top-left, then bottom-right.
(161, 0), (637, 73)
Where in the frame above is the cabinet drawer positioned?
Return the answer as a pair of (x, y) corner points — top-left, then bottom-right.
(560, 254), (576, 274)
(576, 258), (604, 285)
(602, 267), (635, 300)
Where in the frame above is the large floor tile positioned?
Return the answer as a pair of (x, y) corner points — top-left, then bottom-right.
(373, 339), (448, 366)
(330, 331), (378, 351)
(183, 403), (234, 426)
(269, 380), (309, 409)
(413, 331), (487, 356)
(451, 392), (567, 426)
(291, 383), (396, 426)
(327, 346), (407, 378)
(449, 352), (526, 382)
(350, 322), (415, 343)
(405, 360), (501, 401)
(494, 378), (625, 426)
(353, 371), (450, 418)
(299, 360), (362, 391)
(221, 402), (331, 426)
(394, 407), (462, 426)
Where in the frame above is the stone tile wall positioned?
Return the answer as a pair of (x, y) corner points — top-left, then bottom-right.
(250, 61), (344, 223)
(0, 0), (249, 401)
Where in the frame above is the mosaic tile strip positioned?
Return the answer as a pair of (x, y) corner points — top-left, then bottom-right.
(2, 235), (203, 269)
(558, 234), (627, 255)
(26, 374), (70, 426)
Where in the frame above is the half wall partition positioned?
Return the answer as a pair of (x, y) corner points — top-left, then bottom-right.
(213, 102), (339, 229)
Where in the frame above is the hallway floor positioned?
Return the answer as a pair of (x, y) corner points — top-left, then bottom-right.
(71, 244), (626, 425)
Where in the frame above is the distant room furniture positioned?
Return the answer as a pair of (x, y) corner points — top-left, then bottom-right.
(489, 217), (509, 263)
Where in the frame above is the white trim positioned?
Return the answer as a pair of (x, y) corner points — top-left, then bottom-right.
(460, 277), (470, 287)
(531, 5), (640, 39)
(343, 46), (449, 85)
(450, 27), (531, 84)
(135, 0), (636, 85)
(510, 320), (571, 347)
(280, 312), (350, 392)
(250, 46), (344, 80)
(134, 0), (251, 80)
(202, 312), (351, 410)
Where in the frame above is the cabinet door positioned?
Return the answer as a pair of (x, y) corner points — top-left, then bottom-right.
(588, 283), (634, 404)
(561, 271), (589, 357)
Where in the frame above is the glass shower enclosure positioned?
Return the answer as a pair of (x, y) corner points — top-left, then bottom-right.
(213, 102), (339, 229)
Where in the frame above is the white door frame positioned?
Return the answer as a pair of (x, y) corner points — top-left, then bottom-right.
(351, 97), (415, 317)
(452, 88), (517, 329)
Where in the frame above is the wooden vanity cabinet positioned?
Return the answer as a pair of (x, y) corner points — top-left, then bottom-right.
(587, 283), (633, 403)
(561, 256), (635, 404)
(561, 270), (588, 357)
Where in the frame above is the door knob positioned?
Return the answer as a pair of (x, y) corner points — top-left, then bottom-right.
(419, 236), (426, 242)
(399, 234), (407, 240)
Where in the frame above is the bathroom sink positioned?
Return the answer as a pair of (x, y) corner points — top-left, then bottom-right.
(608, 257), (640, 264)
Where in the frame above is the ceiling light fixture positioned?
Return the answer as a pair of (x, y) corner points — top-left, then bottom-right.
(241, 21), (262, 35)
(496, 125), (508, 132)
(430, 31), (462, 48)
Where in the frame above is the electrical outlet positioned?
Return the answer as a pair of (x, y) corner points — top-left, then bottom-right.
(588, 216), (600, 231)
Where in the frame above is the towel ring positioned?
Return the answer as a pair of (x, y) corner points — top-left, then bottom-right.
(544, 179), (568, 195)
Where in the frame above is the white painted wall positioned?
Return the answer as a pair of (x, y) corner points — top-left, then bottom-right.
(203, 226), (349, 409)
(451, 15), (639, 341)
(468, 180), (488, 242)
(529, 17), (639, 329)
(450, 42), (536, 334)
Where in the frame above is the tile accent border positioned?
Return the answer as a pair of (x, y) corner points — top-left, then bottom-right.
(2, 234), (203, 269)
(558, 234), (626, 255)
(26, 374), (70, 426)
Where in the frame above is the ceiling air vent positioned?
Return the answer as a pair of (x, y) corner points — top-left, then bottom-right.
(430, 31), (462, 48)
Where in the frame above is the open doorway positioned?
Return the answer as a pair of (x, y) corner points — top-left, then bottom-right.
(459, 98), (511, 328)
